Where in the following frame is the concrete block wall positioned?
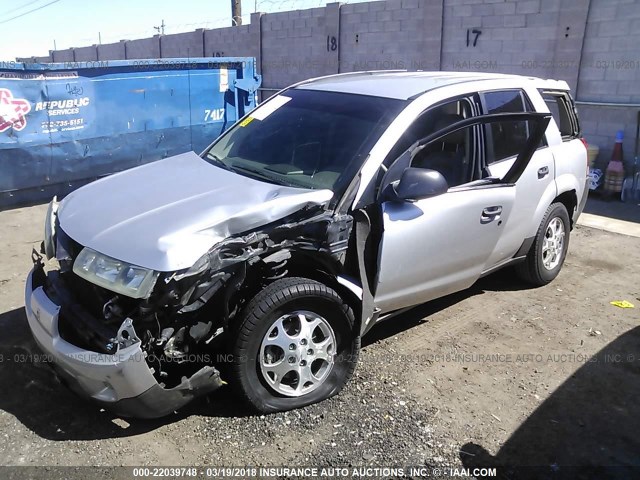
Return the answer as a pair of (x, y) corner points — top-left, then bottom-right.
(51, 48), (75, 62)
(125, 36), (161, 59)
(339, 0), (442, 73)
(16, 54), (52, 63)
(160, 29), (205, 58)
(438, 0), (637, 162)
(577, 0), (640, 103)
(73, 45), (98, 62)
(261, 6), (339, 89)
(577, 0), (640, 163)
(550, 0), (590, 92)
(17, 0), (640, 163)
(98, 41), (126, 60)
(441, 0), (588, 91)
(204, 24), (253, 57)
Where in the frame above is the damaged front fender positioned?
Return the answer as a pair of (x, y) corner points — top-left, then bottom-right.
(29, 181), (363, 418)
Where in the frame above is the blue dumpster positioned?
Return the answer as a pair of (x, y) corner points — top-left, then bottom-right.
(0, 57), (261, 209)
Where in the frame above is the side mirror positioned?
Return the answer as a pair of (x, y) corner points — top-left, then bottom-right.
(393, 167), (448, 202)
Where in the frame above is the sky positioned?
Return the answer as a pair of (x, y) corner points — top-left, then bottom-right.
(0, 0), (368, 60)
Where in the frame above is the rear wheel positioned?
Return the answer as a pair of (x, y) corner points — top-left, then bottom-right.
(231, 277), (359, 413)
(516, 202), (570, 286)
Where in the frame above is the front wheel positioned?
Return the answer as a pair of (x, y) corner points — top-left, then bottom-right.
(516, 202), (570, 286)
(231, 277), (359, 413)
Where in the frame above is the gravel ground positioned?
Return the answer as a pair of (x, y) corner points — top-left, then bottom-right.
(1, 203), (639, 477)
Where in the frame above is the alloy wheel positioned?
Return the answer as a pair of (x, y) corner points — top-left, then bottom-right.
(542, 217), (565, 270)
(259, 310), (336, 397)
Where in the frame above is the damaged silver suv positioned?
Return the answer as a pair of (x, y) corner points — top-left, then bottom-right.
(25, 71), (588, 418)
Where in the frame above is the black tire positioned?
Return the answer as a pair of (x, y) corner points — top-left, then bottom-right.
(516, 202), (570, 286)
(230, 277), (359, 413)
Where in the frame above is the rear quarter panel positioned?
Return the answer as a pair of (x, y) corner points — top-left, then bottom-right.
(553, 138), (588, 220)
(524, 86), (587, 236)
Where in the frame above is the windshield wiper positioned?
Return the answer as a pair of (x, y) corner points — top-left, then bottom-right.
(206, 153), (234, 172)
(231, 165), (278, 182)
(206, 157), (299, 187)
(230, 165), (297, 186)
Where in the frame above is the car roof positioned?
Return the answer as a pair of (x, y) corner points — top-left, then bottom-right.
(295, 71), (570, 100)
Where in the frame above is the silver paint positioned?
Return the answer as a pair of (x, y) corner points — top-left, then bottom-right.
(57, 151), (333, 272)
(374, 187), (516, 313)
(24, 270), (157, 401)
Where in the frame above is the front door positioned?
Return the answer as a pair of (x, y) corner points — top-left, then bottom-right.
(375, 185), (516, 312)
(373, 112), (551, 313)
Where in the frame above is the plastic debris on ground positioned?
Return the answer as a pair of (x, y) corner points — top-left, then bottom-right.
(610, 300), (635, 308)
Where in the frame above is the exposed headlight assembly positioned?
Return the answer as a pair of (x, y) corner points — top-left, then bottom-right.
(73, 247), (159, 299)
(43, 196), (59, 260)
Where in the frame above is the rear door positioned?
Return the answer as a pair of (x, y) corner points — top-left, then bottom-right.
(480, 89), (557, 267)
(374, 113), (551, 313)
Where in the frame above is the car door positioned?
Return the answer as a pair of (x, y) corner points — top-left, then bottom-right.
(479, 89), (557, 267)
(373, 112), (551, 314)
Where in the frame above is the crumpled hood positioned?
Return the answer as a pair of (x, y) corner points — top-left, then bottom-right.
(58, 151), (333, 271)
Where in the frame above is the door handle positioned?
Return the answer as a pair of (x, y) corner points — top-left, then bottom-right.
(538, 166), (549, 179)
(481, 205), (502, 223)
(482, 206), (502, 216)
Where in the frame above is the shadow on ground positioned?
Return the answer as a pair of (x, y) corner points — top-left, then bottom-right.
(460, 326), (640, 479)
(364, 267), (529, 347)
(0, 307), (249, 441)
(0, 268), (530, 441)
(584, 196), (640, 224)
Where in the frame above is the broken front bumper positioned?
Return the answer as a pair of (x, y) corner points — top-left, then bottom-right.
(24, 267), (223, 418)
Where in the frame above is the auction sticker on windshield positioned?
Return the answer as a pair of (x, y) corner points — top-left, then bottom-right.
(250, 95), (292, 121)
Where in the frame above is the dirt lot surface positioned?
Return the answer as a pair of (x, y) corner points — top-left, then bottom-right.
(1, 203), (639, 476)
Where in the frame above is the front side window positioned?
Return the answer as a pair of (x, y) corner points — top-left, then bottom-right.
(205, 89), (404, 195)
(411, 122), (476, 187)
(383, 97), (478, 188)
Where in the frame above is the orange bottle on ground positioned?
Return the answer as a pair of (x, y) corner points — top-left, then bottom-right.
(604, 130), (625, 195)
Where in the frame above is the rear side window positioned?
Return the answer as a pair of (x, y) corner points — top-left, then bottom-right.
(481, 89), (532, 164)
(539, 90), (581, 141)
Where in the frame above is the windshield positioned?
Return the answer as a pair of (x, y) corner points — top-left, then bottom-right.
(204, 88), (404, 195)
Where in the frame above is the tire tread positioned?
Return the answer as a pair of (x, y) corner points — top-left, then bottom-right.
(230, 277), (358, 412)
(516, 202), (569, 286)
